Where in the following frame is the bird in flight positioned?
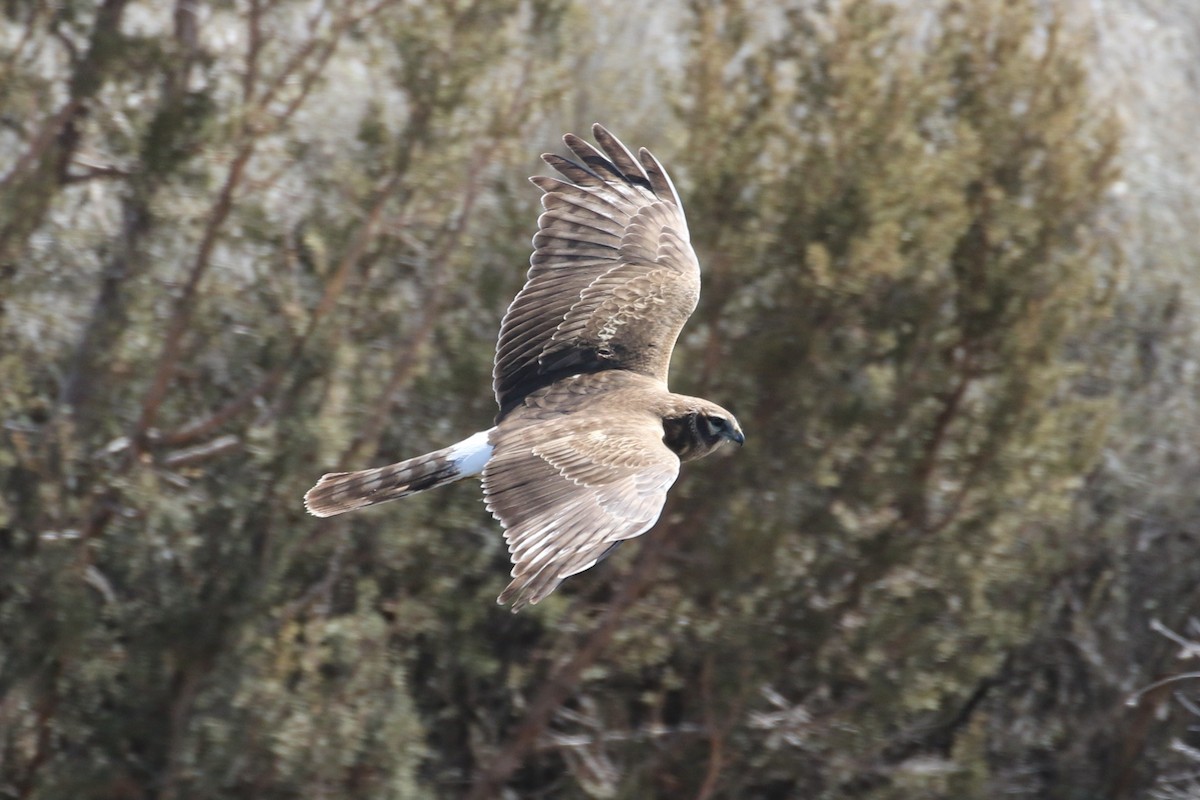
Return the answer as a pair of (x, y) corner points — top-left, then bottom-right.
(304, 125), (744, 611)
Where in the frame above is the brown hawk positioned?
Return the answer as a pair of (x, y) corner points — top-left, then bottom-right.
(304, 125), (744, 611)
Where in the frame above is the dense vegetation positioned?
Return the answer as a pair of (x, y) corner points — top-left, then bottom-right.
(2, 1), (1198, 798)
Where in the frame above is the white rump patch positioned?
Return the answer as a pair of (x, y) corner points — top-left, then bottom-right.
(448, 429), (494, 478)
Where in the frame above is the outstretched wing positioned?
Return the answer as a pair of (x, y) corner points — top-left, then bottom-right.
(493, 124), (700, 418)
(482, 414), (680, 611)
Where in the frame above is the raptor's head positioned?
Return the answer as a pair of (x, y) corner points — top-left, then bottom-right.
(663, 400), (744, 462)
(697, 411), (745, 449)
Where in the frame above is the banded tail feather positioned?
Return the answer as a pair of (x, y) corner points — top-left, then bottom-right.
(304, 430), (494, 517)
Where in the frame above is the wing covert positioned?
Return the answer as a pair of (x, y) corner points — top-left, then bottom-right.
(482, 415), (680, 611)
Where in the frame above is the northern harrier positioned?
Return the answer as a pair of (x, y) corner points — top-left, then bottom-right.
(304, 125), (744, 611)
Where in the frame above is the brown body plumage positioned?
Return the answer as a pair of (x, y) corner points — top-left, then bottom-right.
(305, 125), (744, 610)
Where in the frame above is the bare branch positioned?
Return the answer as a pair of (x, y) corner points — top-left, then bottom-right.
(159, 435), (241, 469)
(695, 656), (728, 800)
(132, 141), (256, 443)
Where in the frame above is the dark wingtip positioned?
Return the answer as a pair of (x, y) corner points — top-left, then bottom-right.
(497, 588), (532, 613)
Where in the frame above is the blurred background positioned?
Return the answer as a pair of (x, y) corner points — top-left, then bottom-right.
(2, 0), (1199, 797)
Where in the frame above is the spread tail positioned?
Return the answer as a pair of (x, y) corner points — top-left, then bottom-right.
(304, 430), (494, 517)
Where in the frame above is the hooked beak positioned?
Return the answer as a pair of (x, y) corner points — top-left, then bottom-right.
(728, 428), (745, 447)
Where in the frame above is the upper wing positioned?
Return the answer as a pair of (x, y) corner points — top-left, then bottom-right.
(482, 415), (680, 611)
(493, 124), (701, 418)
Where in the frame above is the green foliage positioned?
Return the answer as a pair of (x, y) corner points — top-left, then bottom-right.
(2, 0), (1193, 798)
(652, 1), (1124, 795)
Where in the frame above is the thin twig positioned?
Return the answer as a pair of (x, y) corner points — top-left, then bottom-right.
(695, 655), (726, 800)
